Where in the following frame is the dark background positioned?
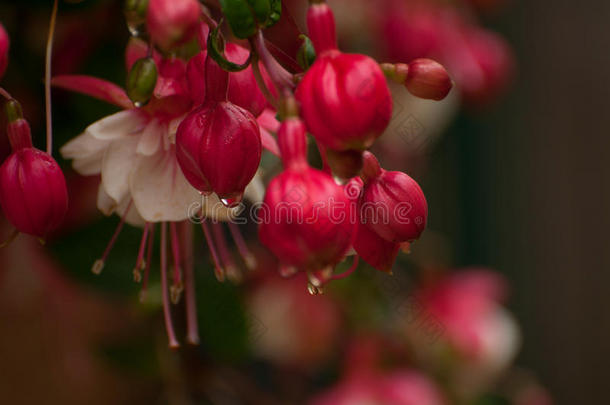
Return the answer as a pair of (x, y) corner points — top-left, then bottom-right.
(442, 1), (610, 403)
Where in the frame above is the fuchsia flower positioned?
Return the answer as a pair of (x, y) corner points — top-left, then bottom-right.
(346, 177), (401, 273)
(0, 101), (68, 239)
(407, 270), (520, 396)
(54, 36), (274, 348)
(296, 2), (393, 153)
(360, 151), (428, 243)
(0, 22), (8, 79)
(176, 54), (262, 202)
(258, 115), (355, 287)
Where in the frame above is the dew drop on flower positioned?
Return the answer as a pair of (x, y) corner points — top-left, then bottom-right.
(221, 193), (243, 208)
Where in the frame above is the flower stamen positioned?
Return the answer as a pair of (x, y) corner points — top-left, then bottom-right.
(133, 222), (150, 282)
(92, 200), (132, 275)
(139, 223), (155, 302)
(213, 223), (241, 283)
(201, 219), (225, 282)
(181, 221), (199, 345)
(228, 222), (256, 270)
(160, 222), (180, 349)
(169, 222), (184, 304)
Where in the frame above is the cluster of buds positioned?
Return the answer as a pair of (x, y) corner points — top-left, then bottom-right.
(3, 0), (451, 346)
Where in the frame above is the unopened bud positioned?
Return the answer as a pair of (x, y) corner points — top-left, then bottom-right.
(126, 57), (158, 107)
(297, 35), (316, 70)
(124, 0), (149, 36)
(5, 100), (33, 151)
(405, 58), (452, 101)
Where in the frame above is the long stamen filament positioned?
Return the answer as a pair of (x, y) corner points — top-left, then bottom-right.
(92, 201), (132, 275)
(169, 222), (184, 304)
(140, 223), (155, 302)
(161, 222), (180, 349)
(133, 222), (150, 282)
(213, 223), (240, 283)
(45, 0), (59, 155)
(181, 222), (199, 345)
(201, 219), (225, 282)
(228, 222), (256, 270)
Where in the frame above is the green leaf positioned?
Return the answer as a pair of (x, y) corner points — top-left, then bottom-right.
(207, 24), (252, 72)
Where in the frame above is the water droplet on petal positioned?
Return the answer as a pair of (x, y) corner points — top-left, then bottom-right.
(221, 193), (243, 208)
(134, 101), (144, 108)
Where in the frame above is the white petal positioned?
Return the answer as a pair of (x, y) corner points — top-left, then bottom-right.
(136, 119), (162, 156)
(96, 184), (146, 227)
(130, 148), (202, 222)
(101, 136), (139, 204)
(243, 173), (265, 204)
(97, 184), (116, 216)
(61, 132), (110, 175)
(201, 193), (238, 222)
(87, 109), (147, 141)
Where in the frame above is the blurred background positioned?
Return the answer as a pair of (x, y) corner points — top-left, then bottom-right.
(0, 0), (608, 404)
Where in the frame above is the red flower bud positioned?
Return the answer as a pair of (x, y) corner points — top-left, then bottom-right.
(296, 3), (392, 152)
(259, 117), (355, 272)
(405, 58), (452, 101)
(0, 148), (68, 238)
(146, 0), (200, 50)
(360, 152), (427, 243)
(0, 22), (8, 79)
(176, 55), (261, 201)
(186, 43), (274, 116)
(346, 177), (400, 273)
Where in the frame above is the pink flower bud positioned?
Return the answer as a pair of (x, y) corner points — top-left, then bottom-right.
(360, 152), (427, 243)
(405, 58), (452, 101)
(296, 3), (392, 152)
(0, 148), (68, 238)
(5, 99), (33, 151)
(346, 177), (400, 273)
(0, 22), (8, 79)
(186, 43), (274, 116)
(259, 118), (355, 272)
(176, 55), (261, 201)
(146, 0), (200, 50)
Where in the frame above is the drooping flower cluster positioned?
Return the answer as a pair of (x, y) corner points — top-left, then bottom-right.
(1, 0), (451, 347)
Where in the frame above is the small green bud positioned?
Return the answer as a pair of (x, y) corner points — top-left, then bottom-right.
(126, 57), (158, 107)
(124, 0), (149, 36)
(5, 99), (23, 123)
(297, 35), (316, 70)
